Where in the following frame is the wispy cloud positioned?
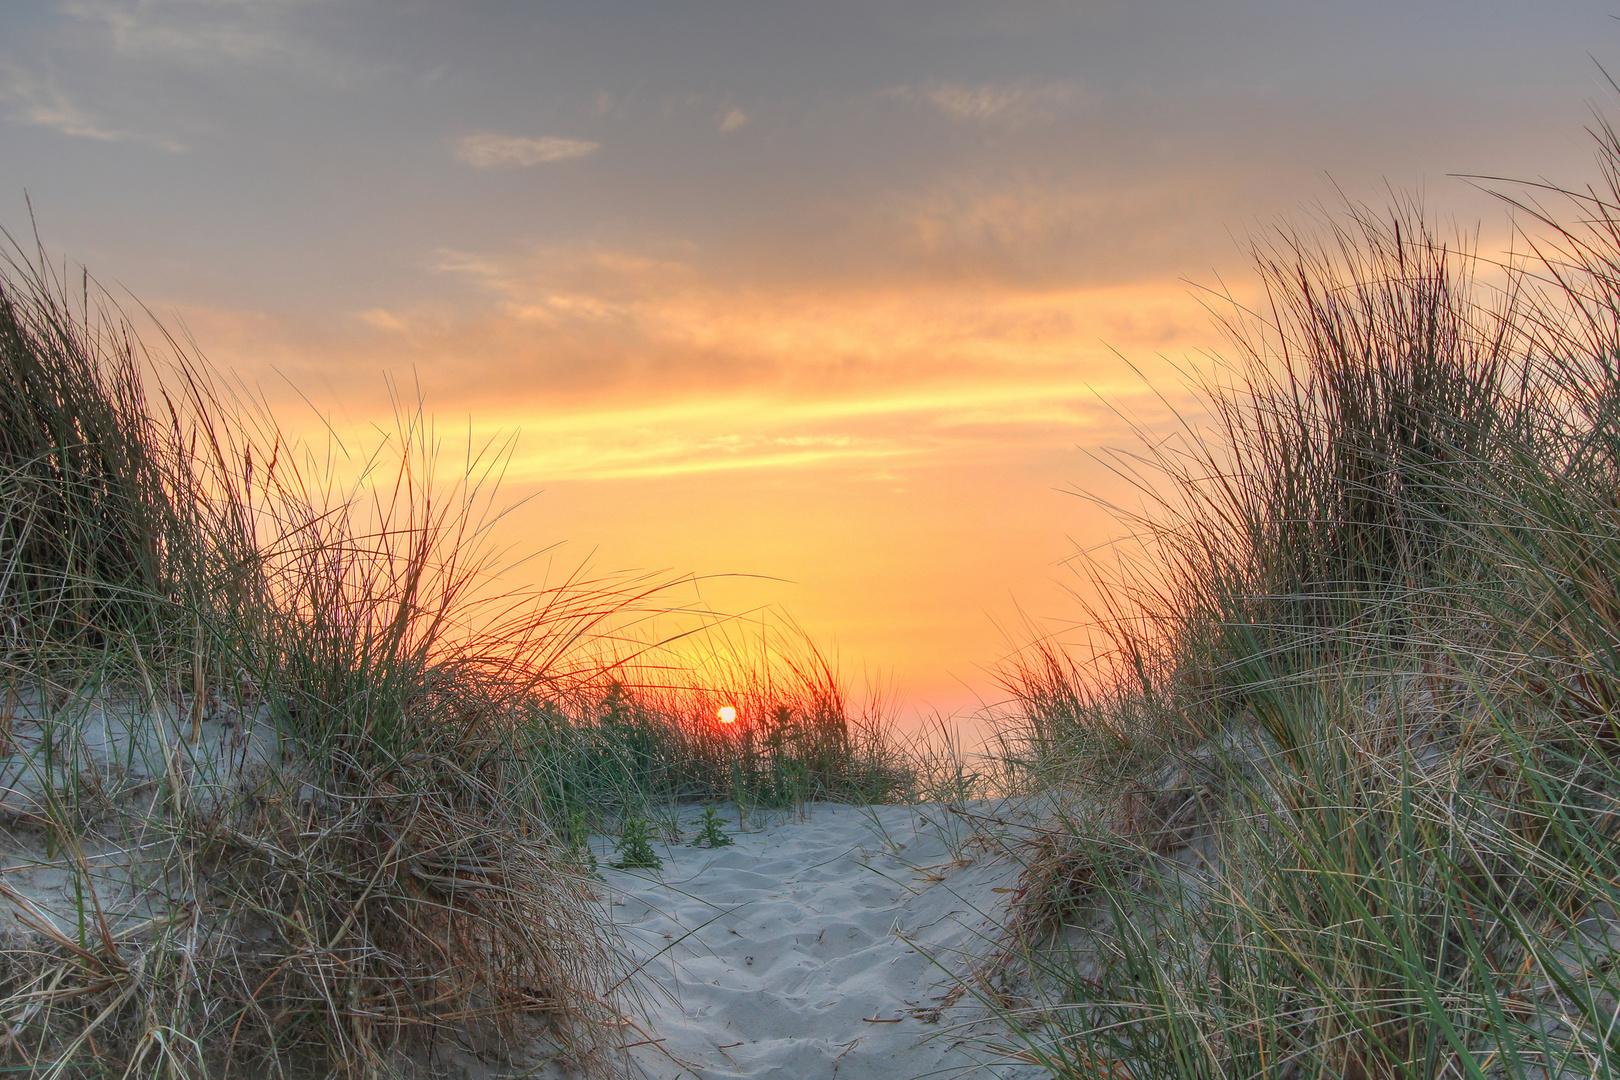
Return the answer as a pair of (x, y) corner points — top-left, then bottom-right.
(719, 107), (749, 133)
(355, 308), (408, 333)
(413, 241), (1219, 400)
(61, 0), (319, 66)
(170, 235), (1218, 495)
(883, 80), (1082, 125)
(0, 61), (182, 148)
(497, 427), (913, 483)
(177, 228), (1215, 486)
(454, 133), (601, 168)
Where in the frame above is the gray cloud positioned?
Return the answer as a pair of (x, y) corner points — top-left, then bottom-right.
(882, 80), (1084, 125)
(455, 133), (601, 167)
(61, 0), (321, 66)
(0, 59), (182, 147)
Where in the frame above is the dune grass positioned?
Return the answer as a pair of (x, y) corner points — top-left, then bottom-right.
(0, 243), (642, 1078)
(524, 646), (918, 838)
(986, 123), (1620, 1078)
(0, 236), (917, 1077)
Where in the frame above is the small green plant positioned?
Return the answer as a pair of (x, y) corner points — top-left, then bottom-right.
(610, 815), (663, 870)
(564, 808), (599, 874)
(689, 805), (734, 849)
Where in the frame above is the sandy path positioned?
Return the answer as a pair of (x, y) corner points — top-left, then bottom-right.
(593, 802), (1045, 1080)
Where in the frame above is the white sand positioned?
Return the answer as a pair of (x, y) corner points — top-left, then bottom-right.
(590, 802), (1046, 1080)
(0, 687), (279, 826)
(0, 688), (281, 937)
(0, 688), (1048, 1078)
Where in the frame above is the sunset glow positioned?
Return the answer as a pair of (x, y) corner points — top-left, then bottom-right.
(1, 2), (1609, 737)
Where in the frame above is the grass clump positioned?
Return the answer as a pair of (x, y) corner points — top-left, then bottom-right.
(0, 240), (635, 1078)
(0, 229), (925, 1078)
(986, 112), (1620, 1080)
(523, 645), (916, 834)
(0, 264), (169, 654)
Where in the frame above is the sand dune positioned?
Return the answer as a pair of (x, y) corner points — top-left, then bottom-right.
(0, 688), (1047, 1079)
(592, 802), (1045, 1080)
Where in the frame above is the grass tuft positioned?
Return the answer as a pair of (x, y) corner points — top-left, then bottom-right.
(0, 223), (927, 1077)
(0, 238), (635, 1078)
(986, 104), (1620, 1080)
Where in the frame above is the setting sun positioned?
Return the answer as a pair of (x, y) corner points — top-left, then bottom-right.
(7, 3), (1618, 1077)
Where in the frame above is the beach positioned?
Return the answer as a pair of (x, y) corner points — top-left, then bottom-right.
(588, 802), (1045, 1080)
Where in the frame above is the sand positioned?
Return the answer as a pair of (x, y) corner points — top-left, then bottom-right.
(0, 687), (281, 933)
(589, 802), (1046, 1080)
(0, 686), (1048, 1078)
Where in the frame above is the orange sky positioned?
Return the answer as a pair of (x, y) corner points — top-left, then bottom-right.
(1, 1), (1614, 737)
(184, 264), (1224, 726)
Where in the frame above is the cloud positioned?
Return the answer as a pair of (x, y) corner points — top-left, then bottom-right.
(199, 238), (1220, 471)
(883, 80), (1082, 125)
(61, 0), (319, 66)
(0, 66), (117, 140)
(0, 61), (182, 148)
(496, 425), (914, 484)
(176, 228), (1219, 487)
(355, 308), (408, 333)
(719, 108), (749, 133)
(58, 0), (384, 93)
(454, 133), (601, 168)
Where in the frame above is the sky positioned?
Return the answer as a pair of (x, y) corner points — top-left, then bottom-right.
(1, 0), (1616, 734)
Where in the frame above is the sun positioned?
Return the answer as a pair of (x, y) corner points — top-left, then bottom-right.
(717, 705), (737, 724)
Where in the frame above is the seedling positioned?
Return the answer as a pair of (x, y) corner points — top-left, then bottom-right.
(690, 805), (734, 849)
(611, 815), (663, 870)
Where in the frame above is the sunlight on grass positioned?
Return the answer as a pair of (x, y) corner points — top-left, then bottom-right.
(0, 238), (959, 1076)
(976, 106), (1620, 1080)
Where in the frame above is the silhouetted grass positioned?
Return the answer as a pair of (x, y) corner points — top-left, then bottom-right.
(0, 240), (644, 1078)
(0, 220), (932, 1077)
(987, 114), (1620, 1080)
(537, 665), (907, 814)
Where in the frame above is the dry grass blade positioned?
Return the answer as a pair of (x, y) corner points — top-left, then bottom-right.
(0, 235), (644, 1077)
(982, 118), (1620, 1080)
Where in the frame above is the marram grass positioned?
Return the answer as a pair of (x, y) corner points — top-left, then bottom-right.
(985, 114), (1620, 1080)
(0, 236), (923, 1078)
